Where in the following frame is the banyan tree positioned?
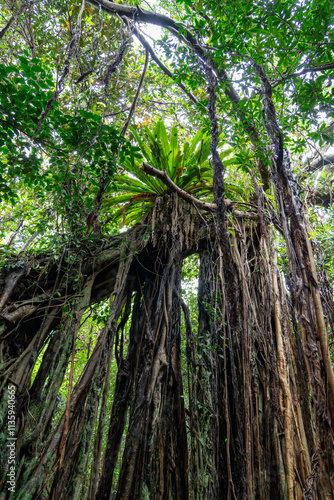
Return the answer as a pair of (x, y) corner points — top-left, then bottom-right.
(0, 0), (334, 498)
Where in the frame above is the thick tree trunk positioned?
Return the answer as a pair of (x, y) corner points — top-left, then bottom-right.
(186, 213), (334, 499)
(98, 196), (193, 499)
(0, 194), (333, 499)
(0, 197), (196, 499)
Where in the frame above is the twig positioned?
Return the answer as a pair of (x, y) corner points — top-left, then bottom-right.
(121, 47), (149, 136)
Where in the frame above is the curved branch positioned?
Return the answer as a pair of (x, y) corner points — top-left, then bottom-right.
(141, 162), (216, 211)
(273, 63), (334, 88)
(140, 162), (259, 220)
(87, 0), (199, 45)
(304, 153), (334, 174)
(87, 0), (271, 188)
(87, 0), (240, 103)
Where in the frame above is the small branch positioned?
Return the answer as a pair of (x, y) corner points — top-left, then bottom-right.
(303, 153), (334, 174)
(2, 118), (64, 153)
(0, 2), (27, 41)
(140, 162), (258, 220)
(141, 161), (216, 211)
(272, 62), (334, 88)
(75, 68), (94, 84)
(7, 219), (24, 248)
(104, 108), (130, 117)
(133, 28), (201, 107)
(121, 47), (149, 136)
(104, 36), (130, 91)
(287, 63), (334, 78)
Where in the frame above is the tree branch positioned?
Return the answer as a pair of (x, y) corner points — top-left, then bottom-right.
(32, 0), (86, 139)
(0, 2), (27, 41)
(133, 28), (201, 107)
(87, 0), (199, 45)
(87, 0), (272, 186)
(88, 0), (240, 103)
(121, 46), (149, 136)
(273, 62), (334, 88)
(304, 153), (334, 173)
(140, 162), (259, 220)
(141, 162), (216, 211)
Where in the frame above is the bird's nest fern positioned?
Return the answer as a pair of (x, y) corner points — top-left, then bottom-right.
(104, 120), (247, 226)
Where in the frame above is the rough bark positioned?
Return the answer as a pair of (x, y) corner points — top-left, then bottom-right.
(1, 199), (334, 500)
